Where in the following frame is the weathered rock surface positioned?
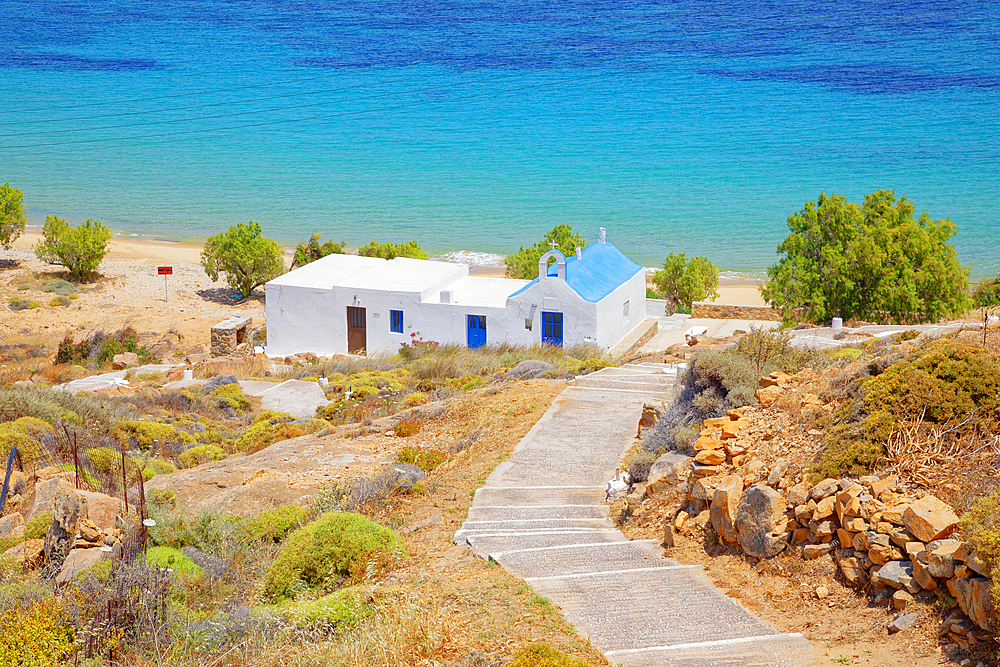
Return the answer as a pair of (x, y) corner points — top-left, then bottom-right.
(112, 352), (139, 370)
(147, 430), (393, 515)
(44, 487), (85, 565)
(204, 373), (239, 392)
(808, 478), (839, 501)
(28, 477), (74, 521)
(952, 577), (995, 632)
(55, 549), (105, 585)
(903, 495), (958, 542)
(888, 612), (918, 633)
(3, 538), (44, 566)
(0, 512), (24, 537)
(76, 490), (121, 533)
(736, 484), (788, 558)
(710, 474), (743, 543)
(505, 360), (555, 380)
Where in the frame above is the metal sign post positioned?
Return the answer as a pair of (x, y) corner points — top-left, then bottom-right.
(158, 266), (172, 301)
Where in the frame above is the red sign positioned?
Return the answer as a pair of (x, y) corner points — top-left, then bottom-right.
(157, 266), (173, 276)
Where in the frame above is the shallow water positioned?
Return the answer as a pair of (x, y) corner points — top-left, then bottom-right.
(1, 0), (997, 276)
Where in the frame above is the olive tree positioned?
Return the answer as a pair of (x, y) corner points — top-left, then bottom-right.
(651, 253), (719, 311)
(201, 221), (285, 299)
(0, 182), (26, 248)
(762, 190), (970, 324)
(505, 224), (585, 279)
(34, 215), (112, 281)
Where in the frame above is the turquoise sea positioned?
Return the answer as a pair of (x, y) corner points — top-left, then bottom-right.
(1, 0), (998, 276)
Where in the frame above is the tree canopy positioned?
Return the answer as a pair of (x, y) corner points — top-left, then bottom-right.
(34, 216), (112, 281)
(290, 233), (346, 270)
(761, 190), (970, 324)
(357, 240), (427, 260)
(651, 253), (719, 311)
(0, 182), (26, 249)
(505, 224), (585, 280)
(972, 275), (1000, 309)
(201, 221), (285, 299)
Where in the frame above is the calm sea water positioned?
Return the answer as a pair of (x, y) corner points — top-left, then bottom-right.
(1, 0), (998, 276)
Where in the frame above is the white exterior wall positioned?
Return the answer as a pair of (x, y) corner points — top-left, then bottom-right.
(505, 277), (600, 347)
(593, 269), (648, 348)
(265, 284), (345, 357)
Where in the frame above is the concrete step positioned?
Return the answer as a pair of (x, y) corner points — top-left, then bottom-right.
(571, 376), (675, 392)
(493, 539), (676, 579)
(528, 567), (779, 655)
(466, 505), (609, 522)
(559, 386), (667, 404)
(462, 530), (626, 559)
(471, 486), (606, 507)
(605, 634), (814, 667)
(455, 518), (610, 539)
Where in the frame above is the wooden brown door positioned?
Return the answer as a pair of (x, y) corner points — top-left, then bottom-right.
(347, 307), (366, 354)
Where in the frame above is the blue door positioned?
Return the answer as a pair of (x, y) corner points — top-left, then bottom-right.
(542, 311), (563, 347)
(467, 315), (487, 349)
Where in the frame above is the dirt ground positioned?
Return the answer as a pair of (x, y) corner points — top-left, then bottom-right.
(1, 234), (265, 355)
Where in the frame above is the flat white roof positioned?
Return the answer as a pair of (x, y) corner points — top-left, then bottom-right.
(430, 276), (530, 308)
(268, 253), (385, 289)
(338, 257), (466, 293)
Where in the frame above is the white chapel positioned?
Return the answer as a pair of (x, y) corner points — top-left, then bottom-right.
(263, 230), (647, 357)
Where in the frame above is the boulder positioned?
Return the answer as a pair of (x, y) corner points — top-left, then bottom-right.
(695, 449), (725, 466)
(888, 612), (918, 634)
(28, 477), (74, 521)
(966, 551), (991, 578)
(55, 549), (105, 586)
(44, 487), (86, 565)
(882, 504), (909, 525)
(0, 512), (25, 538)
(903, 495), (958, 542)
(690, 477), (718, 503)
(504, 360), (555, 380)
(803, 543), (835, 560)
(204, 373), (239, 393)
(812, 495), (836, 521)
(755, 385), (783, 407)
(786, 481), (810, 507)
(926, 540), (962, 579)
(870, 475), (897, 500)
(694, 436), (723, 452)
(646, 452), (692, 495)
(112, 352), (139, 370)
(873, 561), (914, 590)
(766, 460), (788, 487)
(710, 474), (743, 543)
(837, 556), (868, 586)
(2, 538), (44, 567)
(892, 590), (914, 611)
(735, 484), (788, 558)
(808, 478), (839, 501)
(911, 554), (937, 591)
(76, 490), (122, 533)
(952, 577), (995, 632)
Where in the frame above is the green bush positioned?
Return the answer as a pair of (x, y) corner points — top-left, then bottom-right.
(357, 239), (428, 260)
(8, 296), (39, 311)
(0, 416), (53, 466)
(112, 420), (196, 451)
(56, 326), (151, 366)
(959, 488), (1000, 618)
(0, 182), (26, 248)
(212, 383), (250, 413)
(262, 512), (407, 601)
(34, 215), (112, 281)
(290, 233), (346, 270)
(146, 546), (203, 576)
(972, 274), (1000, 309)
(0, 597), (75, 667)
(233, 415), (328, 454)
(201, 221), (285, 299)
(396, 446), (448, 472)
(504, 224), (585, 280)
(509, 643), (588, 667)
(651, 253), (720, 310)
(0, 512), (53, 553)
(238, 504), (307, 543)
(177, 444), (226, 468)
(41, 279), (76, 296)
(277, 586), (371, 630)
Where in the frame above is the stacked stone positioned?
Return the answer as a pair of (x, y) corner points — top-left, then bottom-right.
(0, 466), (127, 584)
(657, 451), (995, 641)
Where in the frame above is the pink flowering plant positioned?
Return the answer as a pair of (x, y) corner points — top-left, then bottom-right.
(398, 331), (440, 359)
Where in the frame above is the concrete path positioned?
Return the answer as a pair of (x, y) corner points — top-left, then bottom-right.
(454, 363), (814, 666)
(55, 364), (181, 392)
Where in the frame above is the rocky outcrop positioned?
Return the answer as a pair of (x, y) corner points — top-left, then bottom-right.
(735, 484), (789, 558)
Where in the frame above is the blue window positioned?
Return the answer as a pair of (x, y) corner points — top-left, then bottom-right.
(389, 310), (404, 333)
(542, 311), (563, 347)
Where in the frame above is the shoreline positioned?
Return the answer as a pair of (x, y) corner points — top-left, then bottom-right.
(10, 229), (766, 305)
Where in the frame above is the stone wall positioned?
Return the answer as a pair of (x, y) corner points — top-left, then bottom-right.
(210, 316), (251, 357)
(690, 302), (792, 321)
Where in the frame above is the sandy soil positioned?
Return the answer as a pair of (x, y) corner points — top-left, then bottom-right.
(2, 233), (267, 354)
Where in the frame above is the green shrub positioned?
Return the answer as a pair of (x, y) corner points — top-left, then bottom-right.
(357, 239), (428, 261)
(48, 296), (71, 307)
(0, 597), (75, 667)
(177, 444), (226, 468)
(8, 296), (40, 311)
(238, 504), (307, 543)
(146, 546), (203, 576)
(232, 415), (328, 454)
(504, 224), (584, 280)
(651, 253), (720, 310)
(960, 488), (1000, 618)
(290, 233), (346, 270)
(262, 512), (407, 601)
(627, 449), (659, 483)
(396, 446), (447, 472)
(41, 279), (76, 296)
(0, 512), (53, 553)
(56, 326), (151, 366)
(509, 643), (587, 667)
(112, 420), (195, 451)
(212, 383), (250, 412)
(0, 416), (53, 466)
(277, 586), (371, 630)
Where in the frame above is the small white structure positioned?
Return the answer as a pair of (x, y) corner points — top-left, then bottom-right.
(264, 232), (647, 357)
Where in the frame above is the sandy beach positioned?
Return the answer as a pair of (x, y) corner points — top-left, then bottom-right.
(2, 232), (766, 355)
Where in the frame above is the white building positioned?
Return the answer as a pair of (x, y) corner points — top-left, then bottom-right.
(264, 233), (647, 357)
